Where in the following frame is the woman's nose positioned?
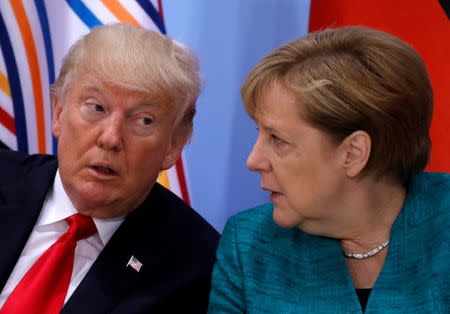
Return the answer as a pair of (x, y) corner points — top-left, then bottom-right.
(246, 137), (271, 172)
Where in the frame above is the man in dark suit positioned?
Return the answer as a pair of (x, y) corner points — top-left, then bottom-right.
(0, 24), (219, 313)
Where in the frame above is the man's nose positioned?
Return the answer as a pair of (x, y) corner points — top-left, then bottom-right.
(97, 117), (124, 152)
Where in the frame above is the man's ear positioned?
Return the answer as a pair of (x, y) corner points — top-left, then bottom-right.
(52, 96), (63, 139)
(341, 130), (371, 178)
(161, 132), (189, 171)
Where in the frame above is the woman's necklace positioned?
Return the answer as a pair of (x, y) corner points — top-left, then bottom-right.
(343, 239), (390, 259)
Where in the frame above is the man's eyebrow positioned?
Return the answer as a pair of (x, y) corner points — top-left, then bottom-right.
(79, 83), (103, 93)
(133, 94), (169, 110)
(78, 83), (167, 110)
(131, 100), (165, 112)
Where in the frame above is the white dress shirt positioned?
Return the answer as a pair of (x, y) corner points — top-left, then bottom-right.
(0, 170), (125, 307)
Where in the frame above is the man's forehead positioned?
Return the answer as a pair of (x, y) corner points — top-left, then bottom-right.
(76, 75), (171, 108)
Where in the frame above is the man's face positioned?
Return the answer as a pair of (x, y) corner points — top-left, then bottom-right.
(52, 73), (185, 218)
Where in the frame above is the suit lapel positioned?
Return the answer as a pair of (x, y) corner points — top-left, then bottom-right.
(0, 156), (57, 290)
(1, 156), (188, 312)
(62, 187), (170, 313)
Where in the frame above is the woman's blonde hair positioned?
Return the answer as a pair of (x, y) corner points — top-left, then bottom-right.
(242, 26), (433, 184)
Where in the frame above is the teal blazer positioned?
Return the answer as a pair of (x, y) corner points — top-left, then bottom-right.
(208, 172), (449, 313)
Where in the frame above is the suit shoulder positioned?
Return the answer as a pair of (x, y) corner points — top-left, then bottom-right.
(0, 149), (55, 184)
(0, 150), (56, 206)
(223, 203), (284, 244)
(0, 149), (55, 173)
(219, 203), (302, 277)
(409, 172), (450, 220)
(415, 171), (450, 190)
(228, 203), (275, 230)
(408, 172), (450, 258)
(128, 183), (220, 281)
(147, 183), (220, 243)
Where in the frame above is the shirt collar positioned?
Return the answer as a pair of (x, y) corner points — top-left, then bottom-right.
(38, 170), (125, 245)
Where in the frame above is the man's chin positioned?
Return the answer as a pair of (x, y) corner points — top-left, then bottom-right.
(74, 202), (125, 219)
(70, 191), (120, 216)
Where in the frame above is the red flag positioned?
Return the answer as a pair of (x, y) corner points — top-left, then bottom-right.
(309, 0), (450, 172)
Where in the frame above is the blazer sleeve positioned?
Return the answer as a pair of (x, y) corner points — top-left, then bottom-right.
(208, 216), (246, 314)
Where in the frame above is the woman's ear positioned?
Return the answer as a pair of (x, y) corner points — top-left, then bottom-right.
(341, 130), (371, 178)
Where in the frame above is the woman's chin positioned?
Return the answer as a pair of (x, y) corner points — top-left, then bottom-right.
(272, 207), (303, 229)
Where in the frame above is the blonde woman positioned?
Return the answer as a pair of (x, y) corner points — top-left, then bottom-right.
(208, 27), (449, 313)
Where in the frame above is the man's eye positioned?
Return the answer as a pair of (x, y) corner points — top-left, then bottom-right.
(139, 117), (153, 126)
(87, 103), (104, 112)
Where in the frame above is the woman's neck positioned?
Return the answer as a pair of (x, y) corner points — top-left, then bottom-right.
(337, 177), (406, 289)
(338, 177), (406, 252)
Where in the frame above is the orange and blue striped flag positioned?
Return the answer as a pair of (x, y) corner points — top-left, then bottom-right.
(0, 0), (191, 204)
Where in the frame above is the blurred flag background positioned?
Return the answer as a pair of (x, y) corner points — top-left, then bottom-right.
(1, 0), (449, 232)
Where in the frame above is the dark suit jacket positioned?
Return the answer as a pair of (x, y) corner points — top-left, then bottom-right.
(0, 149), (220, 313)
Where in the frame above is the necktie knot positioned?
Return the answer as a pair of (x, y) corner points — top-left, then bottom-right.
(66, 213), (97, 241)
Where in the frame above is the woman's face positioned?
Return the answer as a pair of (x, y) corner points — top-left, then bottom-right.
(247, 82), (347, 232)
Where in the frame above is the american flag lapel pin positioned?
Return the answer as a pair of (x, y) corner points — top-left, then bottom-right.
(126, 255), (143, 272)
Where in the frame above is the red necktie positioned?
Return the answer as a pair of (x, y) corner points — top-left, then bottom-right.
(0, 213), (97, 314)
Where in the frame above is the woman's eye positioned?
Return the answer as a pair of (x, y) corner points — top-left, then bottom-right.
(271, 134), (284, 145)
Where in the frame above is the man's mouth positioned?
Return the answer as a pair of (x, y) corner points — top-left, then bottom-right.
(92, 165), (117, 175)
